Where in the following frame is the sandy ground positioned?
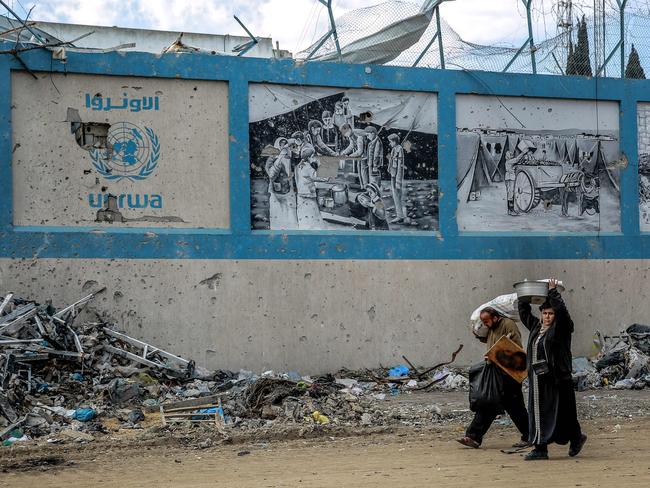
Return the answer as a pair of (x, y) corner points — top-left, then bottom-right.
(1, 390), (649, 487)
(1, 418), (648, 488)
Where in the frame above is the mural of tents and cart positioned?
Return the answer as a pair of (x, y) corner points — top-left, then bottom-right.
(456, 130), (621, 232)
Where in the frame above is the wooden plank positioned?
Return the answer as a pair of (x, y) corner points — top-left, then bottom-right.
(164, 404), (219, 413)
(160, 394), (222, 411)
(162, 412), (216, 418)
(485, 336), (528, 383)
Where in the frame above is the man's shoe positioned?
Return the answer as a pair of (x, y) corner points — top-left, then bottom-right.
(511, 440), (533, 449)
(524, 449), (549, 461)
(456, 436), (480, 449)
(569, 433), (587, 457)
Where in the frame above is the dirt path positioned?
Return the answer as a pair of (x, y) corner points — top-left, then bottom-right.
(2, 416), (649, 488)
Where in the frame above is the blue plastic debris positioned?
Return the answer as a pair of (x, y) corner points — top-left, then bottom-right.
(191, 406), (224, 421)
(388, 365), (410, 377)
(73, 408), (96, 422)
(71, 372), (85, 382)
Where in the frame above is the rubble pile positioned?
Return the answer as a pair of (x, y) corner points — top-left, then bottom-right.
(0, 291), (468, 447)
(572, 324), (650, 391)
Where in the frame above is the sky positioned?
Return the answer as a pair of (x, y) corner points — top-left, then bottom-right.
(0, 0), (538, 54)
(3, 0), (649, 55)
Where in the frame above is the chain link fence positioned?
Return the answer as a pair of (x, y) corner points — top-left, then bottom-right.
(296, 0), (650, 79)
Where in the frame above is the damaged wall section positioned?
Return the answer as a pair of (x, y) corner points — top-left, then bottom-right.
(11, 72), (230, 228)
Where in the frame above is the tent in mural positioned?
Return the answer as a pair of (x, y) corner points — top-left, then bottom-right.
(490, 136), (511, 182)
(249, 85), (437, 134)
(565, 139), (579, 165)
(507, 134), (521, 156)
(481, 134), (508, 182)
(547, 138), (560, 161)
(555, 139), (567, 162)
(457, 133), (494, 202)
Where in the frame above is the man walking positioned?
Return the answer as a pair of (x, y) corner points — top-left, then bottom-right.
(457, 308), (530, 449)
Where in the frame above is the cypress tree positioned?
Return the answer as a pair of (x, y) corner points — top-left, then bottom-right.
(574, 16), (592, 77)
(625, 44), (646, 79)
(566, 40), (576, 75)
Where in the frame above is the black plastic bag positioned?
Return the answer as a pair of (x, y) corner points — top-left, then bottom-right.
(469, 361), (504, 413)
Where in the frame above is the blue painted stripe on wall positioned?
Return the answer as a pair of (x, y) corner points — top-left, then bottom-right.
(620, 96), (641, 235)
(2, 43), (650, 260)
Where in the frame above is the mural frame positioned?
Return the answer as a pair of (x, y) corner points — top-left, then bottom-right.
(0, 43), (647, 259)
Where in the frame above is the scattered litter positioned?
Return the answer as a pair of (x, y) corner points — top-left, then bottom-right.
(572, 326), (650, 391)
(73, 408), (96, 422)
(310, 411), (330, 424)
(0, 290), (473, 443)
(388, 365), (410, 377)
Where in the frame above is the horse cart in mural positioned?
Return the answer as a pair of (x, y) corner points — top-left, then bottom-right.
(513, 160), (597, 214)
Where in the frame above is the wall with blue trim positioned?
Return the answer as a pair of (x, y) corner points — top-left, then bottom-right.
(0, 45), (648, 372)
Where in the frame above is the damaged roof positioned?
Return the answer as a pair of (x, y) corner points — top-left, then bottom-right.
(0, 14), (291, 58)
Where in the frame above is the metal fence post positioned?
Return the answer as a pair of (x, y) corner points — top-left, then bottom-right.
(503, 0), (535, 73)
(307, 0), (342, 62)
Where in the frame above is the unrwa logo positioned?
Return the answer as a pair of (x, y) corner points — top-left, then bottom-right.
(90, 122), (160, 181)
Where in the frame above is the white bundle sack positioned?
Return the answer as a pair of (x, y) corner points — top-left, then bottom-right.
(470, 293), (520, 338)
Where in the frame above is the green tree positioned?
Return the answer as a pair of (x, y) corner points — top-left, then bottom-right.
(573, 15), (592, 77)
(566, 40), (576, 75)
(625, 44), (646, 79)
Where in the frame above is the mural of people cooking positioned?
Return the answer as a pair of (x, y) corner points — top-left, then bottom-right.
(456, 95), (621, 232)
(249, 84), (438, 232)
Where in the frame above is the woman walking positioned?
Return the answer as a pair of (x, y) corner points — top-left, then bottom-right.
(518, 279), (587, 460)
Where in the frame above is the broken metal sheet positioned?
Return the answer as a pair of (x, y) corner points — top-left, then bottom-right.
(103, 344), (162, 370)
(52, 287), (106, 320)
(103, 328), (192, 370)
(161, 33), (200, 54)
(37, 347), (83, 359)
(0, 391), (18, 422)
(0, 415), (27, 441)
(0, 302), (36, 326)
(34, 315), (46, 335)
(0, 293), (13, 316)
(0, 305), (38, 335)
(302, 0), (439, 65)
(0, 338), (43, 346)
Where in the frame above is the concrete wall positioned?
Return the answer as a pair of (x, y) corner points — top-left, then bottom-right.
(33, 21), (280, 58)
(2, 47), (650, 374)
(1, 258), (647, 373)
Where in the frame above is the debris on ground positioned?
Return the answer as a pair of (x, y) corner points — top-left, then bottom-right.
(572, 325), (650, 390)
(0, 290), (469, 446)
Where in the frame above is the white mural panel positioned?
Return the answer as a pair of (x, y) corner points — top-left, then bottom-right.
(457, 95), (621, 233)
(249, 84), (438, 232)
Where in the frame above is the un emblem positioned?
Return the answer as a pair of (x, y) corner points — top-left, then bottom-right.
(90, 122), (160, 181)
